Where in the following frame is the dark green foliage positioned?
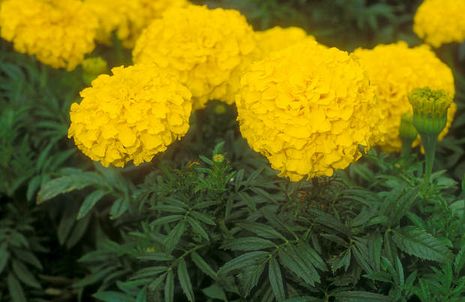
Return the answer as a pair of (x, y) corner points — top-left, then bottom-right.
(2, 1), (465, 302)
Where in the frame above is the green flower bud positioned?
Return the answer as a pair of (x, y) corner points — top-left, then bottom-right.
(81, 57), (108, 85)
(399, 113), (418, 142)
(408, 87), (452, 136)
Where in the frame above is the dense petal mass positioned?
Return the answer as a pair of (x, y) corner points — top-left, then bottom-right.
(414, 0), (465, 47)
(352, 42), (456, 151)
(255, 26), (315, 55)
(84, 0), (187, 48)
(0, 0), (97, 70)
(236, 41), (382, 181)
(133, 5), (257, 108)
(68, 65), (192, 167)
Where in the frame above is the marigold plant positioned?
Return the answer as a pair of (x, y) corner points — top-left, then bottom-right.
(0, 0), (97, 70)
(133, 5), (257, 109)
(352, 42), (456, 151)
(414, 0), (465, 47)
(68, 65), (192, 167)
(236, 41), (382, 181)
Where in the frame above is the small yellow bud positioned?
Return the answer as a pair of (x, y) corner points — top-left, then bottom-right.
(213, 154), (225, 163)
(214, 104), (227, 114)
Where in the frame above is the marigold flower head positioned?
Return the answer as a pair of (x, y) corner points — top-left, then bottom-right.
(414, 0), (465, 47)
(0, 0), (97, 70)
(352, 42), (456, 151)
(133, 5), (257, 109)
(84, 0), (187, 48)
(68, 65), (192, 167)
(255, 26), (315, 55)
(236, 41), (382, 181)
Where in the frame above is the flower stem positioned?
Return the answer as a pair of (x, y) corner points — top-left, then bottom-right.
(421, 133), (437, 182)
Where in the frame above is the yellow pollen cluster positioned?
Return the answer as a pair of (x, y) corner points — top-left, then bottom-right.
(84, 0), (187, 48)
(133, 5), (257, 109)
(68, 65), (192, 167)
(414, 0), (465, 47)
(0, 0), (97, 70)
(352, 42), (456, 151)
(236, 41), (382, 181)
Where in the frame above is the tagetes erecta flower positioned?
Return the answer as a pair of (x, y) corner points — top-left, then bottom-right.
(84, 0), (187, 48)
(68, 65), (192, 167)
(255, 26), (315, 55)
(0, 0), (97, 70)
(236, 41), (382, 181)
(133, 5), (256, 109)
(414, 0), (465, 47)
(352, 42), (456, 151)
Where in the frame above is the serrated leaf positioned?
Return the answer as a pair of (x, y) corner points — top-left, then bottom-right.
(7, 273), (27, 302)
(164, 222), (186, 253)
(239, 263), (266, 297)
(237, 222), (286, 240)
(77, 190), (106, 220)
(279, 247), (319, 286)
(333, 291), (390, 301)
(191, 251), (217, 279)
(178, 259), (195, 302)
(219, 251), (270, 275)
(222, 237), (276, 251)
(187, 217), (209, 241)
(110, 198), (129, 220)
(392, 227), (451, 262)
(93, 291), (133, 302)
(12, 260), (41, 289)
(268, 257), (285, 301)
(0, 247), (10, 274)
(202, 283), (227, 301)
(164, 270), (174, 302)
(37, 173), (99, 204)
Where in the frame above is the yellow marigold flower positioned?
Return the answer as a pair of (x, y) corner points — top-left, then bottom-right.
(414, 0), (465, 47)
(236, 41), (382, 181)
(0, 0), (97, 70)
(352, 42), (456, 151)
(133, 5), (257, 109)
(68, 65), (192, 167)
(255, 26), (315, 55)
(84, 0), (187, 48)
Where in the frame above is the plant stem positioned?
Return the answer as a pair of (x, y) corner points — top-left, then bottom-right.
(401, 139), (413, 159)
(421, 133), (437, 182)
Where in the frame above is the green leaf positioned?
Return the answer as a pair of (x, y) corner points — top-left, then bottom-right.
(37, 173), (99, 204)
(237, 222), (286, 240)
(178, 259), (195, 302)
(187, 217), (209, 241)
(191, 251), (217, 279)
(279, 246), (320, 286)
(164, 270), (174, 302)
(7, 273), (27, 302)
(12, 260), (41, 289)
(110, 198), (129, 220)
(93, 291), (133, 302)
(222, 237), (276, 251)
(0, 247), (10, 274)
(219, 251), (270, 275)
(333, 291), (390, 301)
(268, 257), (285, 301)
(77, 190), (106, 220)
(392, 227), (451, 262)
(202, 283), (227, 301)
(164, 222), (186, 253)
